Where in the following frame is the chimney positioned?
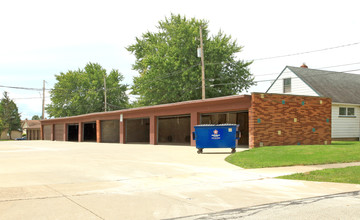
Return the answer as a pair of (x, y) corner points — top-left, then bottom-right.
(300, 63), (308, 68)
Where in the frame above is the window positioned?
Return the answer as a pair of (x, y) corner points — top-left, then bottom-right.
(339, 107), (355, 117)
(348, 108), (355, 116)
(339, 107), (346, 116)
(283, 78), (291, 93)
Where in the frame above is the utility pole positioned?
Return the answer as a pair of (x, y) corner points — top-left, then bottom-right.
(104, 75), (107, 112)
(42, 80), (45, 119)
(199, 26), (206, 100)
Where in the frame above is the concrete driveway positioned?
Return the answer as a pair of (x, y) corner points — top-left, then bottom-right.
(0, 141), (360, 220)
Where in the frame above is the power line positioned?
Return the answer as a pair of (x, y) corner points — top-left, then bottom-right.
(250, 62), (360, 78)
(342, 68), (360, 73)
(0, 85), (43, 91)
(252, 42), (360, 61)
(2, 64), (360, 94)
(1, 43), (360, 93)
(2, 64), (360, 95)
(12, 97), (51, 100)
(2, 40), (360, 91)
(317, 61), (360, 69)
(203, 67), (360, 88)
(205, 41), (360, 67)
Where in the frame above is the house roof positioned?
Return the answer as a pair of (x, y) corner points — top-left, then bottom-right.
(287, 66), (360, 104)
(22, 120), (41, 129)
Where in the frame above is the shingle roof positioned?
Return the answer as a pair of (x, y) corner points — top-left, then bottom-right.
(22, 120), (41, 129)
(287, 66), (360, 104)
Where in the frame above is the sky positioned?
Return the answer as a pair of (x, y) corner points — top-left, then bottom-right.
(0, 0), (359, 119)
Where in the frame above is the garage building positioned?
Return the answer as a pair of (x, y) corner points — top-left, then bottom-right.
(40, 93), (332, 148)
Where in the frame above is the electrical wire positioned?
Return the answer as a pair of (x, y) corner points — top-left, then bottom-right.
(2, 64), (360, 95)
(252, 42), (360, 61)
(0, 85), (43, 91)
(194, 67), (360, 90)
(1, 40), (360, 93)
(317, 62), (360, 70)
(12, 97), (50, 100)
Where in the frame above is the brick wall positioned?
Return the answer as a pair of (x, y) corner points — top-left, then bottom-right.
(249, 93), (332, 148)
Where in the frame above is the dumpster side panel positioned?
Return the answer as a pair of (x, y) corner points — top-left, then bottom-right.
(194, 125), (237, 149)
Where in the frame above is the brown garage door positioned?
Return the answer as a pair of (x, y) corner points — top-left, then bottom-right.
(54, 124), (64, 141)
(126, 118), (149, 143)
(158, 115), (191, 145)
(43, 125), (52, 140)
(101, 120), (119, 143)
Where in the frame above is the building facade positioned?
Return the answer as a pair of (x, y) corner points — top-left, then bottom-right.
(41, 93), (331, 148)
(22, 120), (41, 140)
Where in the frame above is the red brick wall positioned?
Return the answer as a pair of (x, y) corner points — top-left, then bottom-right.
(249, 93), (331, 148)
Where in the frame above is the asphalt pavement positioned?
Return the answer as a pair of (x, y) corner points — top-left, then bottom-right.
(170, 190), (360, 220)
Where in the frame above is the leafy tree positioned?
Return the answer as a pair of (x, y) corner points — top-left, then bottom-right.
(46, 63), (128, 118)
(31, 115), (40, 120)
(0, 92), (22, 139)
(127, 14), (254, 106)
(0, 116), (3, 135)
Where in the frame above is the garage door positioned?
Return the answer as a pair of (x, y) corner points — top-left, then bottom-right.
(54, 124), (64, 141)
(158, 115), (190, 145)
(101, 120), (119, 143)
(43, 125), (52, 140)
(126, 118), (149, 143)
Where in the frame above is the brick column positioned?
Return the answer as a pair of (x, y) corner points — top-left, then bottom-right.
(248, 106), (255, 149)
(149, 115), (157, 145)
(78, 122), (83, 142)
(190, 112), (200, 146)
(96, 120), (101, 143)
(119, 117), (125, 144)
(64, 124), (67, 141)
(40, 125), (44, 140)
(51, 124), (55, 141)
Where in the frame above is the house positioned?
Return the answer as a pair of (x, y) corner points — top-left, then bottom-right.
(22, 120), (41, 140)
(0, 130), (22, 140)
(40, 93), (331, 148)
(266, 65), (360, 141)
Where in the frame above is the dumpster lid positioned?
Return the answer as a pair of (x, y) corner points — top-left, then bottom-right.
(195, 124), (238, 127)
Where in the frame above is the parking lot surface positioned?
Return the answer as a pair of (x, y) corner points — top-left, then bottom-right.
(1, 141), (360, 219)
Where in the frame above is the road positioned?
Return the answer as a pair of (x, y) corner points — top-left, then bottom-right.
(170, 191), (360, 220)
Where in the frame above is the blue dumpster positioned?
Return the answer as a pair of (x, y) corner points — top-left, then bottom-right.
(192, 124), (240, 154)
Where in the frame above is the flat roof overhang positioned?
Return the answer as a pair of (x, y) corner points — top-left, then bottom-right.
(41, 95), (251, 125)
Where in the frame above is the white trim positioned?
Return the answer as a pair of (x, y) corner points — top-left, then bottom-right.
(333, 102), (360, 106)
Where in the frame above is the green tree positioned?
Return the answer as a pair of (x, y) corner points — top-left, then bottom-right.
(46, 63), (128, 118)
(0, 117), (3, 135)
(0, 119), (3, 131)
(0, 92), (22, 139)
(127, 14), (254, 106)
(31, 115), (40, 120)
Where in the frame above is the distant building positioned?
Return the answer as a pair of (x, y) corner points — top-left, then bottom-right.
(0, 129), (22, 140)
(22, 120), (41, 140)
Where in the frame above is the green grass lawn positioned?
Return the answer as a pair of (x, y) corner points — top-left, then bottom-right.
(226, 141), (360, 168)
(279, 166), (360, 184)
